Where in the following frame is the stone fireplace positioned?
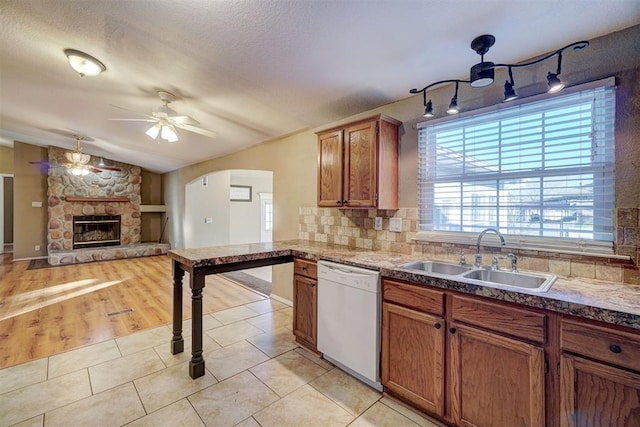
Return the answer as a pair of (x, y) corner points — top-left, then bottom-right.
(44, 146), (166, 265)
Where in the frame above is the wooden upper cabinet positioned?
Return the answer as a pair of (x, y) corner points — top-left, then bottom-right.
(317, 130), (344, 207)
(317, 114), (400, 209)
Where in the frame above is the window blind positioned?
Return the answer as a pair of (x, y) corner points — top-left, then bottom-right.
(417, 81), (616, 254)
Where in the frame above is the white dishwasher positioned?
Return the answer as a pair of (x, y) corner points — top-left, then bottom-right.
(317, 260), (382, 391)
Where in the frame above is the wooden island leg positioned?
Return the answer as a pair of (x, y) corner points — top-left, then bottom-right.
(171, 261), (185, 355)
(189, 269), (206, 379)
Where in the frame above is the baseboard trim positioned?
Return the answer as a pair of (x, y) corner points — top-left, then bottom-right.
(269, 293), (292, 306)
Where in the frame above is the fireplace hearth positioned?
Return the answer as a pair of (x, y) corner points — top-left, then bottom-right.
(73, 215), (121, 249)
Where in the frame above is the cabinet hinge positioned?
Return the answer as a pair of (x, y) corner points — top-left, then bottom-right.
(376, 124), (379, 135)
(544, 360), (549, 374)
(375, 193), (379, 201)
(557, 363), (561, 376)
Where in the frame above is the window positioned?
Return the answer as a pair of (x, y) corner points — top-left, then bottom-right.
(418, 79), (615, 253)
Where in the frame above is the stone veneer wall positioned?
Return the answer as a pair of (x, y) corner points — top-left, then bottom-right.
(299, 206), (639, 285)
(46, 146), (141, 253)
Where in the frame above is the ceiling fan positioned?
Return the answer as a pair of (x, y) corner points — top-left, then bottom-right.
(30, 135), (122, 175)
(110, 91), (217, 143)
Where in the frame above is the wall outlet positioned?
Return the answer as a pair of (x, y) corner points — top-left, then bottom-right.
(374, 217), (383, 230)
(204, 217), (213, 224)
(35, 245), (40, 251)
(389, 217), (402, 232)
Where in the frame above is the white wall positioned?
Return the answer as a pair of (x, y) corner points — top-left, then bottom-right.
(184, 171), (231, 248)
(229, 171), (273, 244)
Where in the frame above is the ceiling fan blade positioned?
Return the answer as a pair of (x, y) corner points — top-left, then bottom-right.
(110, 104), (158, 120)
(94, 165), (122, 172)
(108, 118), (157, 122)
(176, 123), (218, 139)
(170, 115), (200, 126)
(29, 160), (51, 166)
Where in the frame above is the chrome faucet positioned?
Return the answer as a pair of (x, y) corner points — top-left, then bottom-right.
(475, 228), (506, 267)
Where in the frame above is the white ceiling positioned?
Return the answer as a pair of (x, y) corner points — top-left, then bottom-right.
(1, 1), (639, 173)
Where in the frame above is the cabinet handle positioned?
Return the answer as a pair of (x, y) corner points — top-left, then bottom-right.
(343, 200), (348, 205)
(449, 327), (457, 334)
(609, 344), (622, 354)
(310, 283), (316, 288)
(434, 323), (442, 329)
(301, 266), (307, 271)
(336, 200), (341, 205)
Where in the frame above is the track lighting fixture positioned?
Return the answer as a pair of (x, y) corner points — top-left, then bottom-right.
(410, 35), (588, 118)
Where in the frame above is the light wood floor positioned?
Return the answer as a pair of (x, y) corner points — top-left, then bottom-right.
(0, 253), (267, 369)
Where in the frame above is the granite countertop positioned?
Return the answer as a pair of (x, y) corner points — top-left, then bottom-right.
(170, 239), (640, 330)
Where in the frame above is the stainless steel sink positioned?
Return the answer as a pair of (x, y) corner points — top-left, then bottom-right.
(400, 261), (473, 275)
(399, 259), (556, 292)
(462, 269), (556, 292)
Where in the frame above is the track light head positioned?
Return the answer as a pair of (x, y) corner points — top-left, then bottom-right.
(423, 100), (434, 117)
(446, 96), (459, 115)
(547, 72), (565, 93)
(503, 80), (518, 102)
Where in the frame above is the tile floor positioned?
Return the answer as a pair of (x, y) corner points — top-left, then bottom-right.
(0, 298), (443, 427)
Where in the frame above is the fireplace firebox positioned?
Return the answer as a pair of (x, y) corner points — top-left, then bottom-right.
(73, 215), (121, 249)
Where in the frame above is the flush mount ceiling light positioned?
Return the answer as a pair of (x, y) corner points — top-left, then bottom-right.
(64, 49), (106, 77)
(411, 35), (589, 118)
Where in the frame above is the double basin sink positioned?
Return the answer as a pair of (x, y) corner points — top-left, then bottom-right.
(400, 260), (557, 293)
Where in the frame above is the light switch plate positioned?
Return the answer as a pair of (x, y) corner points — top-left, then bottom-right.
(31, 201), (42, 208)
(389, 217), (402, 232)
(374, 217), (383, 230)
(204, 217), (213, 224)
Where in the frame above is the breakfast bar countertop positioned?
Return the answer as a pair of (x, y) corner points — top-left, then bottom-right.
(169, 239), (640, 330)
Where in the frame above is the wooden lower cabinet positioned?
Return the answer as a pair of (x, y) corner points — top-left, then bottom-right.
(449, 322), (545, 427)
(381, 302), (445, 416)
(293, 258), (318, 352)
(560, 354), (640, 427)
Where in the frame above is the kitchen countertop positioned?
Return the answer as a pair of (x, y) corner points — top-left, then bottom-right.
(170, 239), (640, 330)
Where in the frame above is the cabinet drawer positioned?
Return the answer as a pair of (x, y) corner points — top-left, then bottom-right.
(561, 318), (640, 372)
(294, 258), (317, 279)
(451, 295), (546, 344)
(383, 279), (444, 316)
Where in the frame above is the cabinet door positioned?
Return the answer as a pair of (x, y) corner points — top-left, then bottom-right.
(560, 354), (640, 427)
(382, 302), (445, 416)
(293, 274), (317, 348)
(343, 120), (377, 207)
(450, 323), (545, 427)
(317, 129), (344, 207)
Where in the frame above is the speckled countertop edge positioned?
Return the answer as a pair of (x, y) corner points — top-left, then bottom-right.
(170, 240), (640, 330)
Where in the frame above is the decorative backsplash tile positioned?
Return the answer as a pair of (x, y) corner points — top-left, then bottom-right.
(298, 206), (638, 284)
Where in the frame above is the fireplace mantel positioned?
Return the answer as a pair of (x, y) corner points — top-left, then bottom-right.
(65, 196), (130, 203)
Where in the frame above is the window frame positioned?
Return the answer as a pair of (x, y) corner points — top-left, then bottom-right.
(415, 77), (618, 256)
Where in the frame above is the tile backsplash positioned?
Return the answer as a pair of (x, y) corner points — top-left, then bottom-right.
(298, 206), (639, 285)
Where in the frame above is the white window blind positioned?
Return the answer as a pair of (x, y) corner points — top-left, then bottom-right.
(418, 81), (616, 254)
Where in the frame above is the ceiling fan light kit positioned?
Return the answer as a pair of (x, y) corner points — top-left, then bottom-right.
(410, 34), (589, 118)
(64, 49), (106, 77)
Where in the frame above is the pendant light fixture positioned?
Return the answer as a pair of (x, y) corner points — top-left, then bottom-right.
(410, 35), (589, 118)
(64, 49), (106, 77)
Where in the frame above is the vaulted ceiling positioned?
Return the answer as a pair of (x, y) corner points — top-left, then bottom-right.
(1, 1), (639, 173)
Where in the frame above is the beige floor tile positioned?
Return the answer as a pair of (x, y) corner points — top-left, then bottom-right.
(246, 327), (298, 358)
(295, 347), (334, 370)
(189, 371), (279, 426)
(0, 358), (47, 395)
(116, 326), (173, 356)
(205, 320), (265, 347)
(246, 309), (292, 332)
(153, 333), (221, 367)
(250, 350), (328, 397)
(126, 398), (205, 427)
(89, 348), (166, 393)
(9, 414), (43, 427)
(211, 305), (261, 324)
(182, 314), (224, 336)
(204, 340), (270, 381)
(253, 384), (354, 427)
(310, 368), (381, 416)
(134, 360), (217, 413)
(0, 370), (91, 426)
(244, 299), (288, 315)
(234, 416), (260, 427)
(45, 382), (145, 427)
(379, 397), (445, 427)
(48, 339), (121, 378)
(350, 401), (419, 427)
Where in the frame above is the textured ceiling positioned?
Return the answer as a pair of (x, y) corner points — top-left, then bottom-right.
(1, 1), (639, 173)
